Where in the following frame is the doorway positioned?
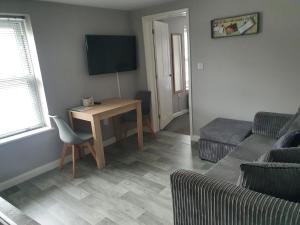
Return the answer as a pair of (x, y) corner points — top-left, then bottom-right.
(142, 9), (192, 136)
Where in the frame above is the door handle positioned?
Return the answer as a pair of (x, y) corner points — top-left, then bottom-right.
(169, 74), (172, 77)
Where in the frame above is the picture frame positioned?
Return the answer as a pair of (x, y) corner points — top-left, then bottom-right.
(211, 12), (260, 39)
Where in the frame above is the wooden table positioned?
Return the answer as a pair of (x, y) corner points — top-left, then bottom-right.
(69, 98), (143, 169)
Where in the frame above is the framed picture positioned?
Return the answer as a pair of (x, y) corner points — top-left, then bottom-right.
(211, 12), (259, 38)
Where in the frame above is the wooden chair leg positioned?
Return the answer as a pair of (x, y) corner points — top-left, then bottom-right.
(77, 146), (84, 160)
(145, 118), (156, 137)
(72, 145), (77, 178)
(85, 142), (97, 161)
(60, 144), (68, 169)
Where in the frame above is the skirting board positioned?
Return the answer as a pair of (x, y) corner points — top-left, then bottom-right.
(0, 129), (137, 192)
(191, 135), (200, 142)
(173, 109), (189, 119)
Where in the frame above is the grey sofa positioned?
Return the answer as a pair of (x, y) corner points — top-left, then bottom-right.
(171, 112), (300, 225)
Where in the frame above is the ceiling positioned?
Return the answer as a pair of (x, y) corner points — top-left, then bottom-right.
(37, 0), (177, 11)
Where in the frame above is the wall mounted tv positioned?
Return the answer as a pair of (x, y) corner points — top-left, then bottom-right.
(85, 35), (137, 75)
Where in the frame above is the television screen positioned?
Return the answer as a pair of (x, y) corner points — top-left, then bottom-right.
(85, 35), (137, 75)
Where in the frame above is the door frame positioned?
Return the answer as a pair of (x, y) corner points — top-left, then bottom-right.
(142, 8), (194, 137)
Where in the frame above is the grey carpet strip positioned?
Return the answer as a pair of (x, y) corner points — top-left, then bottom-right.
(171, 169), (300, 225)
(252, 112), (292, 138)
(199, 139), (236, 163)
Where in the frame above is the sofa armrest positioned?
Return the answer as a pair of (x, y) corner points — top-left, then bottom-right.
(252, 112), (293, 138)
(171, 170), (300, 225)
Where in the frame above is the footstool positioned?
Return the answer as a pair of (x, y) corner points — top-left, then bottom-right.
(199, 118), (252, 162)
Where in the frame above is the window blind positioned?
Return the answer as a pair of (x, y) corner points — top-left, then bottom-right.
(0, 17), (45, 139)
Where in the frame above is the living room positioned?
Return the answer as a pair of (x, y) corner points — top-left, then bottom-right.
(0, 0), (300, 224)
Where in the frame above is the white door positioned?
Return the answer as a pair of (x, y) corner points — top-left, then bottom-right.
(153, 21), (173, 129)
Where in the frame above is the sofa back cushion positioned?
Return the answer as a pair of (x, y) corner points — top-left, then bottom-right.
(277, 113), (298, 138)
(273, 129), (300, 149)
(239, 162), (300, 202)
(259, 147), (300, 163)
(277, 107), (300, 138)
(277, 109), (300, 137)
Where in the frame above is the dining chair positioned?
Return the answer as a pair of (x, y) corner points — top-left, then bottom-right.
(121, 91), (155, 138)
(49, 115), (97, 177)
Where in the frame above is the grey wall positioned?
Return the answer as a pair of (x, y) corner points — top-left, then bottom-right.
(0, 0), (136, 182)
(130, 0), (300, 135)
(1, 0), (300, 183)
(161, 16), (189, 114)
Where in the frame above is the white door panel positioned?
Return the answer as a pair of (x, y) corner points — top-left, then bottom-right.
(153, 21), (173, 129)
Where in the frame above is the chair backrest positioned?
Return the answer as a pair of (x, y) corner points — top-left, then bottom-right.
(135, 91), (151, 116)
(49, 115), (82, 144)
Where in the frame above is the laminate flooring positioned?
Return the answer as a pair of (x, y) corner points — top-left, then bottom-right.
(1, 131), (213, 225)
(164, 114), (190, 135)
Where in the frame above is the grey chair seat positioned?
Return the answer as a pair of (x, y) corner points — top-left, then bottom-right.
(76, 132), (94, 142)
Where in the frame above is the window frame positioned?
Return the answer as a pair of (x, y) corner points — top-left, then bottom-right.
(0, 13), (51, 144)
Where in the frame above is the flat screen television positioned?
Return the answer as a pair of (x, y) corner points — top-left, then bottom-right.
(85, 35), (137, 75)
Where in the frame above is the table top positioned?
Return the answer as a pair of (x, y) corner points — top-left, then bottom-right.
(69, 98), (140, 117)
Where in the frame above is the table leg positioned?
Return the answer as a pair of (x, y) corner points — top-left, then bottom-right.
(136, 102), (143, 151)
(68, 111), (74, 129)
(91, 118), (105, 168)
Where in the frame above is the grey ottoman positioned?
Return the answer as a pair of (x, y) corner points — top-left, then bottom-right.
(199, 118), (252, 162)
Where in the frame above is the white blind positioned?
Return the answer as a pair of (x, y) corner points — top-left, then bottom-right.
(0, 17), (45, 139)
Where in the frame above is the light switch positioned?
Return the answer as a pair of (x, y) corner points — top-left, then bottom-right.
(197, 62), (204, 71)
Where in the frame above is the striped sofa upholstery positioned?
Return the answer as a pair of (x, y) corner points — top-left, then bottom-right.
(198, 139), (236, 163)
(171, 111), (300, 225)
(252, 112), (293, 139)
(171, 170), (300, 225)
(199, 118), (253, 163)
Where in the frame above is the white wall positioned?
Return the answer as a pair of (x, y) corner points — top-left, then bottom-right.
(0, 0), (137, 182)
(130, 0), (300, 135)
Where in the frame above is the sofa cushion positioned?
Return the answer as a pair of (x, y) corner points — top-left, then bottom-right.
(205, 134), (276, 184)
(285, 113), (300, 132)
(277, 113), (298, 138)
(273, 130), (300, 149)
(228, 134), (276, 161)
(239, 162), (300, 202)
(205, 156), (247, 184)
(200, 118), (252, 146)
(259, 147), (300, 163)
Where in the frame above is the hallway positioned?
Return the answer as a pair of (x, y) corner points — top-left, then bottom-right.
(164, 113), (190, 135)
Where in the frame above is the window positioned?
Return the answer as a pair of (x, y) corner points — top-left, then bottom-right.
(0, 15), (49, 140)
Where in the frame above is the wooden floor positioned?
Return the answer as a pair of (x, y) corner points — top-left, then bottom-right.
(0, 131), (213, 225)
(164, 113), (190, 135)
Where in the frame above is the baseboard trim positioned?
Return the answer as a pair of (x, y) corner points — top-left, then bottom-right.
(173, 109), (188, 119)
(0, 129), (137, 192)
(191, 135), (200, 142)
